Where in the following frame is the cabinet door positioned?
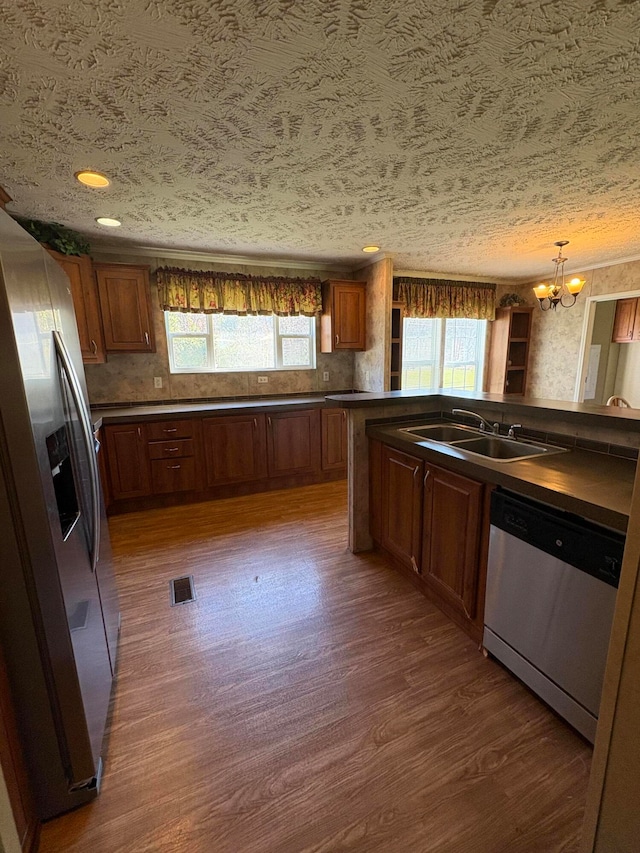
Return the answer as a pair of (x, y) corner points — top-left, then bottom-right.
(48, 250), (105, 363)
(104, 424), (151, 499)
(321, 408), (347, 471)
(612, 298), (637, 343)
(150, 457), (197, 494)
(266, 409), (321, 477)
(94, 264), (155, 352)
(203, 414), (267, 486)
(334, 283), (366, 349)
(381, 445), (423, 572)
(321, 280), (366, 352)
(421, 464), (483, 621)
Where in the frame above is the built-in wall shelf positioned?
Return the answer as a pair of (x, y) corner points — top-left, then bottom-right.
(486, 306), (534, 395)
(390, 301), (404, 391)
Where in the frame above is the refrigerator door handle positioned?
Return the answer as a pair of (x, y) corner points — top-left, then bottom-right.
(53, 330), (100, 571)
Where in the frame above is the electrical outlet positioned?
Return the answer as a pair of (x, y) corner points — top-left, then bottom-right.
(322, 371), (329, 382)
(365, 371), (370, 383)
(257, 375), (269, 384)
(153, 377), (163, 389)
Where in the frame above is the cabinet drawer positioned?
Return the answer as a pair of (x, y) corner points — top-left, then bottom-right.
(146, 420), (194, 441)
(148, 438), (195, 459)
(150, 457), (198, 493)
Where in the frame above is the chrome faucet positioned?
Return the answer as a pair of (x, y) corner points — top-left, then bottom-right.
(452, 408), (500, 435)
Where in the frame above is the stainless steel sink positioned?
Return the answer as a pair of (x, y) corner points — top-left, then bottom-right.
(400, 423), (566, 463)
(451, 436), (564, 462)
(401, 424), (482, 442)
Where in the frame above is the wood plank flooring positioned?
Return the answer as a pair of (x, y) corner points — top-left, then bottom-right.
(38, 482), (591, 853)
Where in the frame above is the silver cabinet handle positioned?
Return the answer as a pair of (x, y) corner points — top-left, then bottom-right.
(253, 418), (258, 429)
(163, 428), (177, 433)
(144, 331), (150, 346)
(90, 339), (98, 354)
(165, 447), (179, 453)
(335, 334), (340, 345)
(267, 416), (272, 428)
(167, 464), (181, 470)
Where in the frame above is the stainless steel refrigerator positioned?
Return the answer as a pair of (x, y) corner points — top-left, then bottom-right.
(0, 209), (120, 818)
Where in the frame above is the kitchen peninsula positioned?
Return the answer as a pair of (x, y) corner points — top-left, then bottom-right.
(327, 390), (639, 550)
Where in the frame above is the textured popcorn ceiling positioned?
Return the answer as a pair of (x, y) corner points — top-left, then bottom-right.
(2, 0), (640, 279)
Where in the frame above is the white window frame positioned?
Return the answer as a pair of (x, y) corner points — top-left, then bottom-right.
(164, 312), (316, 374)
(401, 317), (487, 393)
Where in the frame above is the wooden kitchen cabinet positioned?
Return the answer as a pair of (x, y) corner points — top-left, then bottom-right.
(104, 423), (151, 500)
(94, 263), (155, 353)
(486, 306), (533, 395)
(370, 440), (491, 641)
(421, 463), (485, 629)
(320, 280), (367, 352)
(266, 409), (321, 477)
(321, 408), (347, 472)
(47, 249), (105, 363)
(380, 445), (424, 573)
(611, 298), (640, 343)
(203, 413), (268, 486)
(147, 419), (202, 494)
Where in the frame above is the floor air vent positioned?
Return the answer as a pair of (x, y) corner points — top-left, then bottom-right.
(170, 575), (196, 606)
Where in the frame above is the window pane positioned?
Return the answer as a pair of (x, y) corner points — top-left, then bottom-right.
(167, 313), (208, 333)
(172, 336), (208, 369)
(212, 315), (275, 370)
(279, 316), (310, 335)
(442, 319), (485, 392)
(282, 337), (311, 366)
(401, 318), (439, 390)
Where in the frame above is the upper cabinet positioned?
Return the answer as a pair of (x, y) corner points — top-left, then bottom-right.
(47, 249), (106, 363)
(612, 298), (640, 343)
(94, 263), (156, 353)
(485, 306), (533, 395)
(320, 280), (366, 352)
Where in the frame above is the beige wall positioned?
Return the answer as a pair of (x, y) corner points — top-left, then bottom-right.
(353, 257), (393, 392)
(521, 258), (640, 402)
(86, 253), (355, 405)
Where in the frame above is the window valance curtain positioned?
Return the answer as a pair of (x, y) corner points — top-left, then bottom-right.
(157, 267), (323, 316)
(393, 277), (496, 320)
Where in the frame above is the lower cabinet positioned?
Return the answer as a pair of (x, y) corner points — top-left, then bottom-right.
(102, 406), (343, 512)
(371, 439), (490, 641)
(104, 424), (150, 500)
(422, 463), (484, 625)
(266, 409), (321, 477)
(321, 408), (348, 472)
(203, 414), (267, 486)
(380, 445), (423, 573)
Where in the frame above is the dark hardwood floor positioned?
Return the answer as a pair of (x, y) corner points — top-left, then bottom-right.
(38, 481), (591, 852)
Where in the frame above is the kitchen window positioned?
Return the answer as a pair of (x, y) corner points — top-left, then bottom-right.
(165, 312), (316, 373)
(402, 318), (487, 392)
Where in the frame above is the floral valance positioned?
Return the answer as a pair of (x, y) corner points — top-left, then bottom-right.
(157, 267), (322, 316)
(393, 277), (496, 320)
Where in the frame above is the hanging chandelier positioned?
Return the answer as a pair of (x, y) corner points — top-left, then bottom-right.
(533, 241), (585, 310)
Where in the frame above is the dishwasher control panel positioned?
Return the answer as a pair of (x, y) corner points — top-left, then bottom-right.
(492, 490), (625, 588)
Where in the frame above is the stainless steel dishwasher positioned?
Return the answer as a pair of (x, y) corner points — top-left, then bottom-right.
(483, 489), (625, 743)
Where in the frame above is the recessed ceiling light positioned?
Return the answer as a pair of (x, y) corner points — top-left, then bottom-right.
(362, 245), (380, 253)
(75, 170), (110, 188)
(96, 217), (121, 227)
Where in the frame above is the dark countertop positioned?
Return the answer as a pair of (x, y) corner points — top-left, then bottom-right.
(368, 419), (635, 533)
(328, 389), (640, 430)
(92, 395), (335, 429)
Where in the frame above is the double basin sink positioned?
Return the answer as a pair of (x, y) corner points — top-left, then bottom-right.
(400, 423), (566, 463)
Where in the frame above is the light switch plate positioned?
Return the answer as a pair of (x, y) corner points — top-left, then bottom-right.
(257, 376), (269, 384)
(154, 377), (163, 388)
